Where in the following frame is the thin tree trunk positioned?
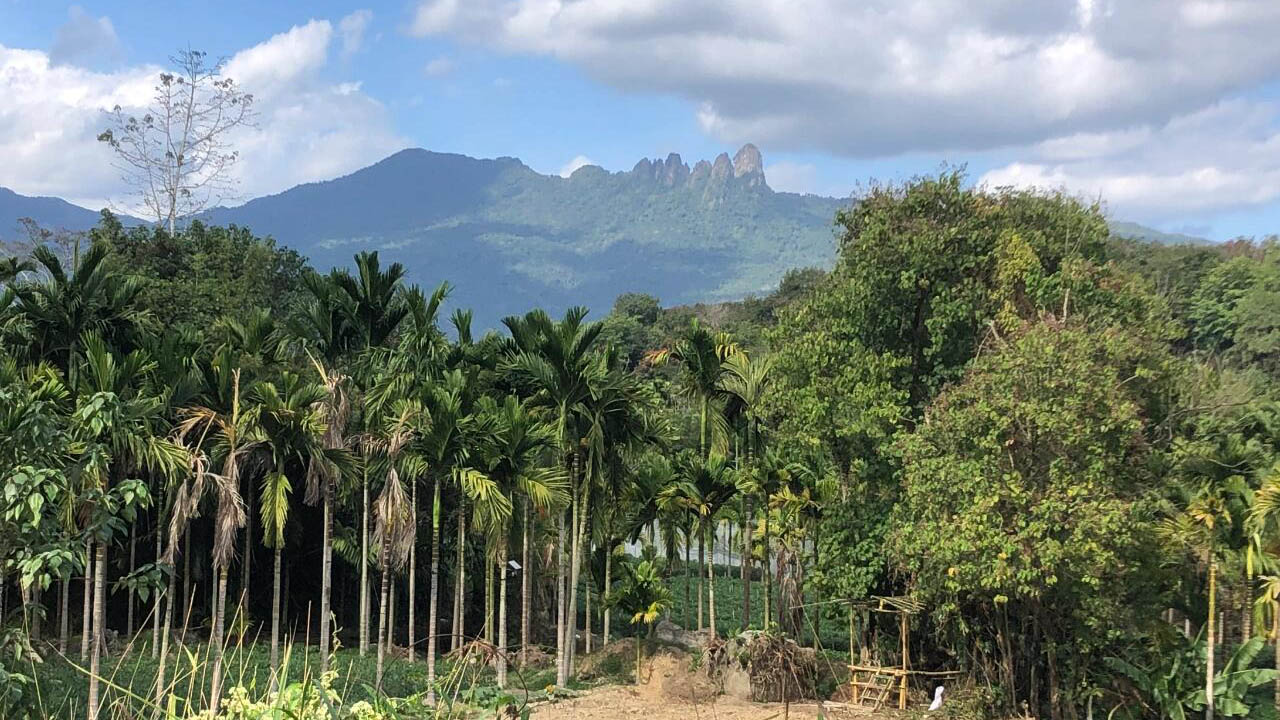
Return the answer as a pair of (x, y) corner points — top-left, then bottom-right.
(88, 540), (106, 720)
(427, 477), (442, 705)
(698, 533), (705, 631)
(182, 527), (191, 636)
(684, 536), (691, 628)
(210, 566), (229, 712)
(270, 545), (282, 692)
(585, 559), (592, 655)
(707, 525), (717, 638)
(742, 495), (752, 629)
(408, 479), (417, 662)
(151, 527), (162, 658)
(375, 538), (390, 691)
(1272, 598), (1279, 712)
(498, 539), (509, 688)
(360, 473), (369, 655)
(127, 524), (136, 639)
(1207, 558), (1216, 720)
(390, 578), (396, 652)
(555, 508), (567, 686)
(603, 546), (612, 646)
(81, 539), (92, 662)
(320, 486), (334, 676)
(763, 505), (772, 630)
(242, 492), (252, 622)
(58, 577), (69, 654)
(567, 450), (589, 677)
(155, 559), (177, 710)
(485, 556), (494, 643)
(521, 499), (531, 668)
(453, 507), (466, 652)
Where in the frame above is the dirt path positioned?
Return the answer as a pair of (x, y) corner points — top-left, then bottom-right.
(529, 652), (874, 719)
(528, 684), (844, 719)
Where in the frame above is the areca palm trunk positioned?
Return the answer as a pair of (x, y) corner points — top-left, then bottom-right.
(87, 540), (106, 720)
(210, 566), (230, 712)
(427, 477), (442, 705)
(152, 528), (162, 658)
(484, 557), (493, 643)
(1206, 557), (1216, 720)
(408, 479), (417, 662)
(707, 524), (717, 638)
(684, 538), (691, 628)
(155, 558), (177, 710)
(521, 500), (531, 667)
(498, 539), (510, 688)
(555, 509), (567, 686)
(567, 450), (590, 676)
(697, 533), (705, 630)
(375, 535), (391, 691)
(127, 525), (136, 639)
(269, 544), (283, 692)
(452, 506), (466, 652)
(81, 539), (92, 661)
(360, 473), (370, 655)
(319, 485), (334, 675)
(603, 548), (612, 645)
(58, 577), (69, 654)
(763, 505), (772, 630)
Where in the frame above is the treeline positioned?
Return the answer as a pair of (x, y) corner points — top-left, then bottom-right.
(5, 172), (1280, 720)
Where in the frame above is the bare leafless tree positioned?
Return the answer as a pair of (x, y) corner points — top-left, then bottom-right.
(98, 49), (255, 233)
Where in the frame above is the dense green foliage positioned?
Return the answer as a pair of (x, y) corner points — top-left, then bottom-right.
(8, 171), (1280, 720)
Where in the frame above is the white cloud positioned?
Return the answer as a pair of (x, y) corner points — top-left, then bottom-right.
(423, 55), (454, 76)
(0, 18), (405, 214)
(406, 0), (1280, 159)
(763, 161), (818, 194)
(559, 155), (596, 177)
(980, 100), (1280, 218)
(49, 5), (122, 68)
(338, 10), (373, 59)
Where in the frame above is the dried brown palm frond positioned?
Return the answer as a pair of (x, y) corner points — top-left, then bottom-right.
(165, 447), (209, 565)
(211, 447), (247, 570)
(305, 362), (350, 505)
(374, 467), (415, 571)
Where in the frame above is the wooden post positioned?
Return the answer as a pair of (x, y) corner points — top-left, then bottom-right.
(899, 611), (910, 710)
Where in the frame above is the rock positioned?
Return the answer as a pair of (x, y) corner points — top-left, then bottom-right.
(710, 153), (733, 182)
(732, 143), (763, 178)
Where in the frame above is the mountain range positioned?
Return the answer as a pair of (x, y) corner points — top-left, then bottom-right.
(0, 145), (1209, 329)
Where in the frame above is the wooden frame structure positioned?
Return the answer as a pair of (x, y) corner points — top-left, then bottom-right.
(845, 595), (959, 710)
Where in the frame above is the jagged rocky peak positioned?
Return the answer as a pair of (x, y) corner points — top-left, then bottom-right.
(710, 152), (733, 181)
(627, 145), (766, 189)
(732, 143), (763, 178)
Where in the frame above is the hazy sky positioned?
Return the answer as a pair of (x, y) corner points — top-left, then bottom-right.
(4, 1), (1280, 239)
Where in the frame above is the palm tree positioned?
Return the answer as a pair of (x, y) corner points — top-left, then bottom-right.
(72, 335), (185, 720)
(333, 251), (409, 655)
(175, 347), (266, 711)
(666, 453), (735, 637)
(505, 307), (602, 683)
(1249, 461), (1280, 710)
(476, 395), (567, 687)
(1163, 488), (1231, 720)
(255, 372), (327, 688)
(604, 559), (673, 684)
(721, 350), (773, 628)
(10, 242), (148, 379)
(291, 269), (360, 675)
(368, 401), (420, 691)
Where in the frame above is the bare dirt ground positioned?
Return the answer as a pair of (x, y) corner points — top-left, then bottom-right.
(530, 652), (878, 720)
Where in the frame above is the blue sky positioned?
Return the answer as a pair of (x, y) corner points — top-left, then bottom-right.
(4, 1), (1280, 240)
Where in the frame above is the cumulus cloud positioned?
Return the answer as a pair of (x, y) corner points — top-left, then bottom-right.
(401, 0), (1280, 155)
(981, 100), (1280, 218)
(559, 155), (596, 177)
(49, 5), (122, 68)
(338, 10), (373, 59)
(763, 161), (819, 195)
(0, 17), (405, 214)
(406, 0), (1280, 217)
(423, 55), (454, 76)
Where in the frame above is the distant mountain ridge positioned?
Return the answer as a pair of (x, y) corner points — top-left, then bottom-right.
(0, 148), (1212, 328)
